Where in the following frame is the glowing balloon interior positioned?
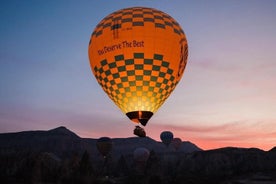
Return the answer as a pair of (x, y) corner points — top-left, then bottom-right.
(88, 7), (188, 126)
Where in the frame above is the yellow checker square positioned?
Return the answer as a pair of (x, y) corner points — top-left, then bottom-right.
(130, 86), (136, 92)
(123, 98), (128, 103)
(147, 91), (153, 97)
(142, 86), (149, 91)
(110, 91), (116, 97)
(117, 93), (123, 99)
(119, 88), (125, 93)
(137, 91), (142, 97)
(126, 92), (131, 97)
(136, 81), (143, 86)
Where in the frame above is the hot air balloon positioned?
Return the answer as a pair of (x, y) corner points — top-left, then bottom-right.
(88, 7), (188, 127)
(133, 147), (150, 164)
(172, 137), (182, 150)
(133, 147), (150, 174)
(160, 131), (174, 147)
(96, 137), (113, 158)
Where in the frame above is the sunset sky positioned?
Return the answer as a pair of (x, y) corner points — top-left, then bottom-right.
(1, 0), (276, 151)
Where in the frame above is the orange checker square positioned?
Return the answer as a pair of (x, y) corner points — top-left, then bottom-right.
(151, 70), (159, 77)
(116, 60), (125, 66)
(166, 80), (172, 87)
(132, 17), (143, 22)
(102, 63), (109, 71)
(119, 71), (127, 77)
(153, 87), (159, 93)
(143, 75), (151, 81)
(157, 77), (163, 83)
(135, 70), (143, 75)
(136, 81), (143, 86)
(130, 86), (136, 92)
(110, 91), (117, 97)
(110, 67), (118, 74)
(125, 64), (134, 71)
(114, 78), (121, 84)
(161, 90), (167, 96)
(149, 81), (155, 87)
(143, 64), (152, 70)
(122, 82), (129, 88)
(107, 75), (113, 81)
(128, 75), (135, 82)
(152, 59), (162, 66)
(160, 66), (167, 73)
(135, 58), (144, 64)
(119, 88), (125, 93)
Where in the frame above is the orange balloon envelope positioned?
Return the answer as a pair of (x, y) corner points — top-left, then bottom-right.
(88, 7), (188, 126)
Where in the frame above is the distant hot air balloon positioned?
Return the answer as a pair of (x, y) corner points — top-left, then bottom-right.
(172, 137), (182, 150)
(133, 147), (150, 163)
(96, 137), (113, 158)
(88, 7), (188, 127)
(133, 147), (150, 173)
(160, 131), (174, 147)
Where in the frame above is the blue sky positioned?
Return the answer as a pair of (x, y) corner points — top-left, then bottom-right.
(1, 0), (276, 150)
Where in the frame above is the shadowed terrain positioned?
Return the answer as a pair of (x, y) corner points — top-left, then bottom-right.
(0, 126), (275, 184)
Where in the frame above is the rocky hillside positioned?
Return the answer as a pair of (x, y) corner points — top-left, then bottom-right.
(0, 126), (201, 159)
(1, 127), (275, 184)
